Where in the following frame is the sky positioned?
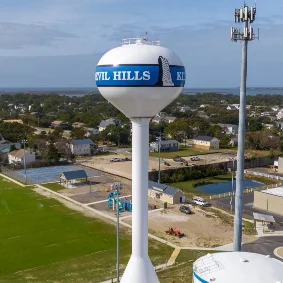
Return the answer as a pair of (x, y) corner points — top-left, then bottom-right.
(0, 0), (283, 88)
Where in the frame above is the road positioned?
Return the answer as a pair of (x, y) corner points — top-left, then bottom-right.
(212, 193), (283, 223)
(242, 236), (283, 261)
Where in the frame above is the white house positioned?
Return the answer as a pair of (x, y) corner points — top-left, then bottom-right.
(227, 105), (238, 111)
(99, 118), (121, 132)
(70, 139), (94, 156)
(192, 136), (220, 150)
(85, 128), (99, 137)
(218, 123), (238, 135)
(8, 149), (35, 165)
(277, 109), (283, 120)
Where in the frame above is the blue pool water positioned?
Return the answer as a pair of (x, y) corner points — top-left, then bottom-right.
(196, 179), (264, 194)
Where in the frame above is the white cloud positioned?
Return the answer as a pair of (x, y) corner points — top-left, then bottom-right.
(0, 22), (77, 49)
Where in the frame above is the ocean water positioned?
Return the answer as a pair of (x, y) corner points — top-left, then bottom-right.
(1, 87), (283, 96)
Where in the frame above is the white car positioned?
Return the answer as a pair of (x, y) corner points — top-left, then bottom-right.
(191, 156), (200, 161)
(192, 196), (210, 206)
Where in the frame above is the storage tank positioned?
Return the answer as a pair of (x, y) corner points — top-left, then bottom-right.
(96, 38), (185, 283)
(193, 252), (283, 283)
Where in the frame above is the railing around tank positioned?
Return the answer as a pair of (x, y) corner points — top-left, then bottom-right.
(122, 38), (160, 46)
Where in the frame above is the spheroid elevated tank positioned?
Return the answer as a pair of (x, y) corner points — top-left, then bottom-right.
(96, 38), (185, 283)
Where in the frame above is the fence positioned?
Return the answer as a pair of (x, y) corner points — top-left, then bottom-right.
(244, 170), (283, 181)
(1, 167), (34, 184)
(209, 182), (283, 200)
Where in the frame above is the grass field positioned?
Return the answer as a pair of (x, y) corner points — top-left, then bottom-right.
(43, 182), (65, 192)
(0, 178), (173, 283)
(168, 174), (232, 197)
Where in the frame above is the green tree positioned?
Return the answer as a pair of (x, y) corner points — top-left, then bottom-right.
(47, 143), (61, 162)
(9, 144), (17, 152)
(70, 127), (86, 139)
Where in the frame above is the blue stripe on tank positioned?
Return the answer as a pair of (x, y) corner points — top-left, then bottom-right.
(193, 271), (209, 283)
(95, 65), (185, 87)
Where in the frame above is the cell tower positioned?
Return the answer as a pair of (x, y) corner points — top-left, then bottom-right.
(231, 3), (258, 252)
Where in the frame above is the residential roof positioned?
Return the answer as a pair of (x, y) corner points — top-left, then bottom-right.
(61, 170), (88, 181)
(227, 105), (237, 110)
(194, 136), (219, 142)
(150, 140), (179, 146)
(99, 118), (120, 128)
(8, 149), (25, 158)
(3, 119), (23, 124)
(148, 180), (183, 197)
(70, 139), (94, 145)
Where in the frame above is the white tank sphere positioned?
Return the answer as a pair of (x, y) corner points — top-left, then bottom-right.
(193, 252), (283, 283)
(95, 38), (185, 118)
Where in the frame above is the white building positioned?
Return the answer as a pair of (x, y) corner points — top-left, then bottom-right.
(70, 139), (94, 156)
(98, 118), (121, 132)
(192, 136), (220, 150)
(218, 123), (238, 135)
(276, 109), (283, 120)
(8, 149), (35, 165)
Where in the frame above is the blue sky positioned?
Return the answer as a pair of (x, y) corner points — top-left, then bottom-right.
(0, 0), (283, 88)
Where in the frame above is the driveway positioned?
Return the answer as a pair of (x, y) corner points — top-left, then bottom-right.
(242, 236), (283, 261)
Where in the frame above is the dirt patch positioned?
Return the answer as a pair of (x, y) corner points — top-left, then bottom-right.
(124, 204), (255, 248)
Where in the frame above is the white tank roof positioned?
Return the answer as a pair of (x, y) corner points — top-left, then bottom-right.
(193, 252), (283, 283)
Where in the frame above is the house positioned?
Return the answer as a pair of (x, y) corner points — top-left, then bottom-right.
(85, 128), (99, 137)
(277, 109), (283, 120)
(199, 104), (210, 108)
(3, 119), (23, 124)
(0, 134), (20, 153)
(70, 139), (94, 156)
(149, 140), (179, 152)
(192, 136), (220, 150)
(178, 106), (191, 113)
(151, 113), (177, 124)
(8, 149), (35, 165)
(99, 118), (121, 132)
(271, 106), (279, 112)
(148, 181), (185, 205)
(51, 120), (69, 129)
(274, 157), (283, 173)
(218, 123), (238, 135)
(72, 122), (86, 128)
(226, 105), (238, 111)
(246, 105), (252, 110)
(260, 111), (276, 117)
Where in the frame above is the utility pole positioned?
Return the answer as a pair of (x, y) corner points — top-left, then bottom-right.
(231, 3), (258, 251)
(156, 133), (161, 183)
(114, 182), (121, 282)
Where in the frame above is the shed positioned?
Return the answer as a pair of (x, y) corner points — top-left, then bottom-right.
(148, 180), (185, 204)
(59, 170), (88, 187)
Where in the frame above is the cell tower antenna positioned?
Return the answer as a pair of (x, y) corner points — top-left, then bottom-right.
(231, 3), (259, 252)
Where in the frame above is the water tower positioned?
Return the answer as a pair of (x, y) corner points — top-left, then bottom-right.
(193, 252), (283, 283)
(96, 38), (185, 283)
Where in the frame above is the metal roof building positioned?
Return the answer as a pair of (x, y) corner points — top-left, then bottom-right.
(59, 170), (88, 187)
(70, 139), (94, 146)
(254, 187), (283, 216)
(148, 180), (185, 204)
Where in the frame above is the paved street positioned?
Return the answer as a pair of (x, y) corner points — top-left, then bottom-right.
(242, 236), (283, 261)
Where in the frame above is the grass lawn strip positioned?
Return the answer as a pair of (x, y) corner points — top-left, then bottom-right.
(0, 183), (173, 283)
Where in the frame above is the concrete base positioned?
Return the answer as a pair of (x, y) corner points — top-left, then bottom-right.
(120, 255), (160, 283)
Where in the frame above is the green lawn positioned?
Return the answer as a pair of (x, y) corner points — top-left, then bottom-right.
(149, 147), (206, 159)
(43, 182), (65, 192)
(0, 179), (173, 283)
(168, 174), (233, 197)
(158, 249), (215, 282)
